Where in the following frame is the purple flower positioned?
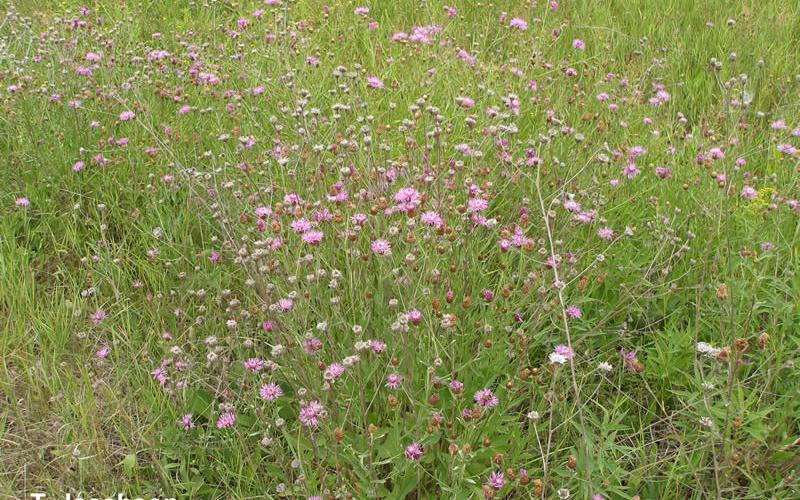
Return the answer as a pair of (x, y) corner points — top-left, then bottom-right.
(259, 383), (283, 401)
(740, 186), (757, 200)
(509, 18), (528, 31)
(371, 239), (392, 255)
(474, 389), (499, 408)
(385, 373), (402, 389)
(243, 358), (265, 373)
(177, 414), (195, 430)
(550, 344), (575, 365)
(216, 412), (236, 429)
(90, 309), (107, 326)
(299, 400), (325, 427)
(323, 362), (345, 380)
(486, 471), (505, 490)
(405, 442), (423, 460)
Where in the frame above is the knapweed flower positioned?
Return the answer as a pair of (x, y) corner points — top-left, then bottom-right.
(299, 400), (325, 427)
(509, 18), (528, 31)
(486, 471), (505, 490)
(566, 305), (582, 319)
(302, 230), (324, 245)
(474, 389), (499, 408)
(244, 358), (266, 373)
(323, 362), (345, 381)
(96, 346), (110, 359)
(740, 186), (757, 200)
(216, 412), (236, 429)
(177, 414), (195, 430)
(371, 239), (392, 255)
(90, 309), (107, 326)
(620, 348), (644, 372)
(696, 342), (721, 358)
(259, 383), (283, 401)
(15, 197), (30, 207)
(420, 211), (444, 228)
(385, 373), (402, 389)
(119, 110), (135, 121)
(394, 187), (421, 213)
(572, 39), (585, 50)
(276, 298), (294, 312)
(405, 442), (423, 460)
(597, 227), (615, 240)
(549, 344), (575, 365)
(366, 76), (384, 89)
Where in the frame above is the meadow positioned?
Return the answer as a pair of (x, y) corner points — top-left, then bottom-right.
(1, 0), (799, 498)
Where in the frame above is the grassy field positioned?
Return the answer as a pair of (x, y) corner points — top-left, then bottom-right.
(1, 0), (799, 498)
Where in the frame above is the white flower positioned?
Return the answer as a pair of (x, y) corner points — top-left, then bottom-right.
(549, 352), (568, 365)
(598, 362), (613, 373)
(696, 342), (721, 357)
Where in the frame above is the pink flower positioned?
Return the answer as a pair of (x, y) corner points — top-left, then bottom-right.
(371, 239), (392, 255)
(90, 309), (107, 326)
(177, 414), (195, 430)
(259, 383), (283, 401)
(566, 306), (582, 319)
(151, 367), (168, 386)
(354, 7), (369, 16)
(457, 96), (475, 108)
(96, 346), (110, 359)
(385, 373), (402, 389)
(474, 389), (499, 408)
(740, 186), (757, 200)
(302, 230), (324, 245)
(367, 76), (384, 89)
(420, 211), (443, 228)
(572, 39), (585, 50)
(509, 18), (528, 31)
(290, 217), (312, 233)
(216, 412), (236, 429)
(394, 187), (422, 213)
(323, 362), (345, 380)
(299, 400), (325, 427)
(119, 111), (135, 121)
(598, 227), (615, 240)
(549, 344), (575, 364)
(15, 197), (30, 207)
(244, 358), (265, 373)
(486, 471), (505, 490)
(405, 442), (423, 460)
